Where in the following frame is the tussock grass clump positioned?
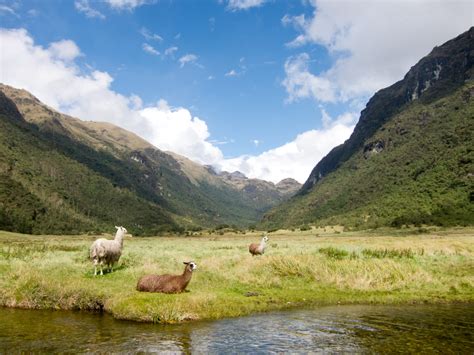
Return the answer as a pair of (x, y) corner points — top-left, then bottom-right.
(268, 255), (315, 278)
(318, 247), (349, 259)
(361, 248), (424, 259)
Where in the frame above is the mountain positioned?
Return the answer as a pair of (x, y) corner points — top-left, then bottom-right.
(262, 27), (474, 229)
(0, 85), (299, 235)
(167, 154), (301, 215)
(275, 178), (302, 196)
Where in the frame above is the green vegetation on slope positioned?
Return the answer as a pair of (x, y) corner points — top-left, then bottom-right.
(0, 85), (299, 234)
(0, 228), (472, 323)
(0, 96), (178, 235)
(262, 84), (474, 229)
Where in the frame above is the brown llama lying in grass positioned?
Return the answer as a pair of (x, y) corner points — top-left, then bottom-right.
(136, 261), (197, 293)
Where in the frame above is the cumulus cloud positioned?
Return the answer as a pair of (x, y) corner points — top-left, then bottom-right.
(283, 0), (473, 103)
(218, 111), (356, 183)
(48, 40), (81, 61)
(227, 0), (266, 11)
(142, 43), (160, 56)
(0, 28), (220, 165)
(178, 54), (198, 68)
(74, 0), (105, 19)
(283, 53), (335, 103)
(140, 101), (223, 164)
(0, 28), (356, 184)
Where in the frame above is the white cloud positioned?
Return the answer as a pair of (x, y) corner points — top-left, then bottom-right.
(75, 0), (148, 17)
(225, 69), (238, 77)
(48, 40), (81, 61)
(281, 14), (306, 29)
(140, 27), (163, 41)
(209, 17), (216, 32)
(0, 28), (222, 167)
(253, 139), (260, 147)
(27, 9), (39, 17)
(74, 0), (105, 19)
(142, 43), (160, 56)
(178, 54), (198, 68)
(283, 0), (473, 103)
(218, 111), (356, 183)
(140, 101), (223, 164)
(105, 0), (148, 10)
(0, 28), (356, 184)
(0, 5), (17, 16)
(225, 58), (247, 77)
(164, 46), (178, 56)
(283, 53), (335, 103)
(227, 0), (266, 11)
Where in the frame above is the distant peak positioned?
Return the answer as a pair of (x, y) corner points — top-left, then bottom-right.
(276, 178), (300, 186)
(219, 170), (248, 180)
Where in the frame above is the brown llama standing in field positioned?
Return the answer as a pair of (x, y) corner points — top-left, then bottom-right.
(249, 234), (269, 256)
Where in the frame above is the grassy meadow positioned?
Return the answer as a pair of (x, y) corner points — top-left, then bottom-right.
(0, 227), (473, 323)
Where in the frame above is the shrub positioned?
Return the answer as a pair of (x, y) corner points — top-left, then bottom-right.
(318, 247), (349, 260)
(361, 248), (415, 259)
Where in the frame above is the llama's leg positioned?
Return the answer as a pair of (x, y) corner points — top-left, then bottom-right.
(93, 259), (98, 276)
(100, 260), (104, 276)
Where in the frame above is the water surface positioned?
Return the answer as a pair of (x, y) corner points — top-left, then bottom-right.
(1, 304), (473, 353)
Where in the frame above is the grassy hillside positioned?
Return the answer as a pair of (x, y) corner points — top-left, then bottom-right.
(262, 84), (474, 229)
(0, 85), (299, 234)
(0, 91), (178, 235)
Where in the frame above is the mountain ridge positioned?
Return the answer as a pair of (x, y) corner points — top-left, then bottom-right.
(262, 27), (474, 229)
(0, 84), (300, 234)
(300, 27), (474, 194)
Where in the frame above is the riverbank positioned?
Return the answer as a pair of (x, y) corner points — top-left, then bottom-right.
(0, 227), (473, 323)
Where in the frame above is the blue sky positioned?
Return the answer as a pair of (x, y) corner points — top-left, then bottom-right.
(0, 0), (472, 182)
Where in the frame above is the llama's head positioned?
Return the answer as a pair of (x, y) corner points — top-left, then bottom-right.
(262, 234), (269, 243)
(115, 226), (128, 235)
(184, 261), (197, 272)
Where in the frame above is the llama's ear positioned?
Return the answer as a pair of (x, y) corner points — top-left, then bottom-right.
(115, 226), (119, 229)
(183, 261), (189, 265)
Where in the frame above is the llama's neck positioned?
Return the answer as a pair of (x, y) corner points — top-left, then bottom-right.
(260, 238), (267, 248)
(114, 230), (125, 247)
(182, 267), (193, 284)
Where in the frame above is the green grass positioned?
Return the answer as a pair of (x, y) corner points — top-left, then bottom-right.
(0, 227), (473, 323)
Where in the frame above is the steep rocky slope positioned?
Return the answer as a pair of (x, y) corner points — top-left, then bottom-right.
(262, 27), (474, 229)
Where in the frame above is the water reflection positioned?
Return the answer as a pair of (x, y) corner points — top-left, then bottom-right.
(0, 304), (473, 353)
